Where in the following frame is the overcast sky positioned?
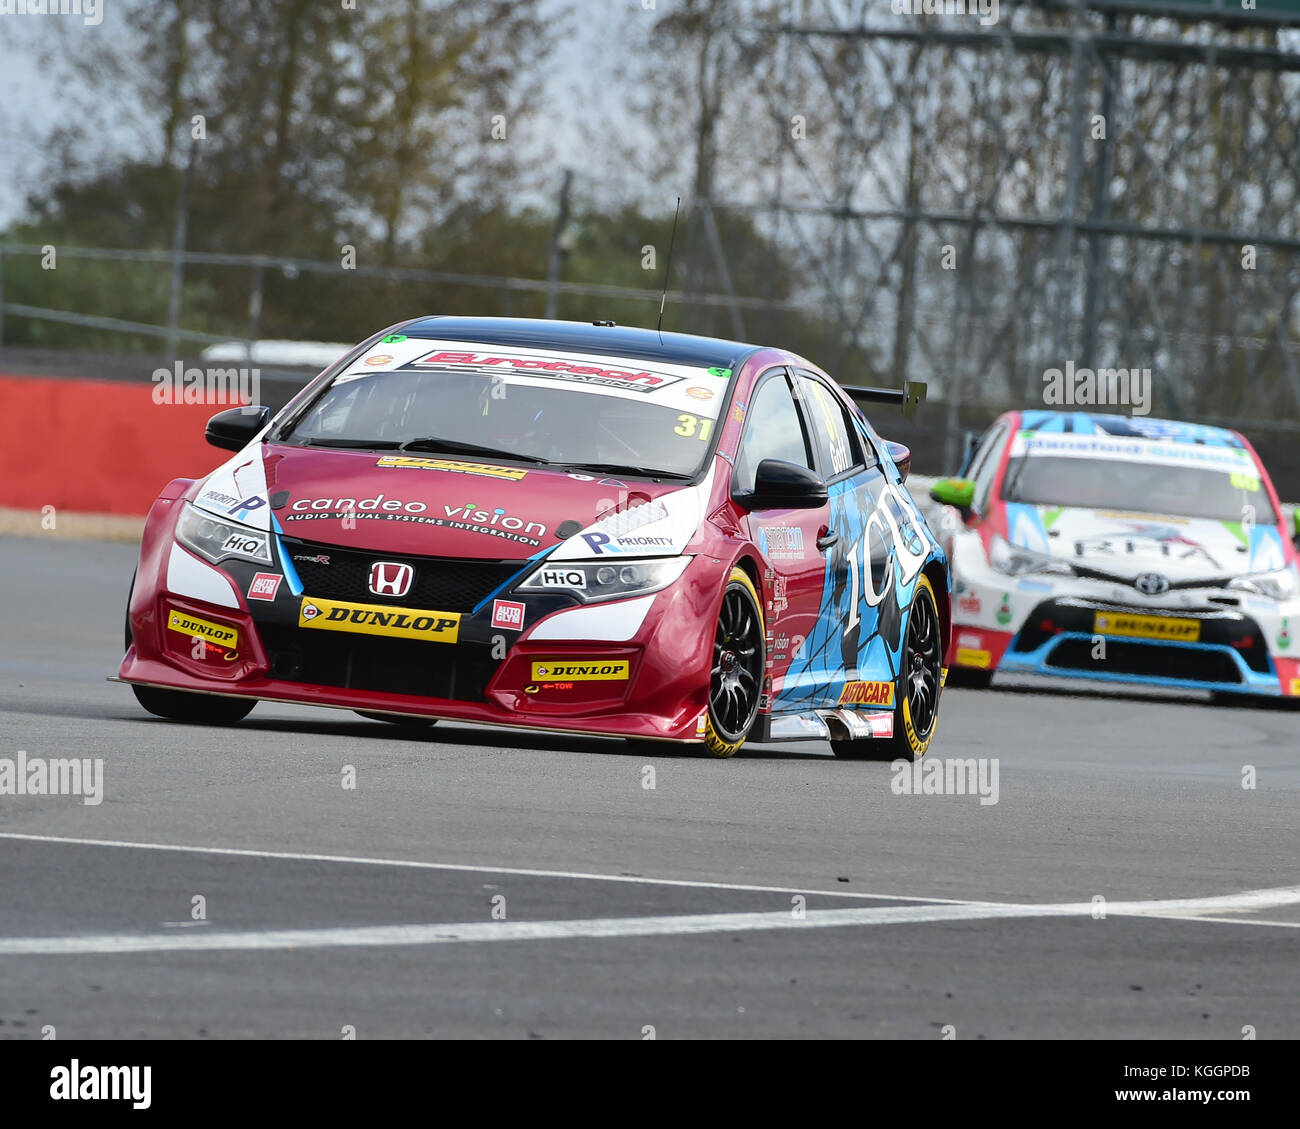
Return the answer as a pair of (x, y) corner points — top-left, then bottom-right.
(0, 0), (654, 232)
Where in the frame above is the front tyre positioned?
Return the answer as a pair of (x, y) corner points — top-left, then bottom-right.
(125, 588), (256, 724)
(834, 572), (943, 761)
(355, 711), (438, 729)
(703, 568), (765, 758)
(131, 683), (256, 723)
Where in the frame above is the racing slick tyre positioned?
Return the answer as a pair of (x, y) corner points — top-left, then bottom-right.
(833, 572), (942, 762)
(124, 576), (256, 724)
(944, 666), (993, 690)
(354, 711), (439, 729)
(702, 567), (765, 758)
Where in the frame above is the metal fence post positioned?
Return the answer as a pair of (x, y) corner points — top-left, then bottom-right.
(247, 261), (264, 362)
(166, 139), (197, 359)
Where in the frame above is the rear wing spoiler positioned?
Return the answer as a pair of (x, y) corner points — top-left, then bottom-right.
(842, 381), (927, 421)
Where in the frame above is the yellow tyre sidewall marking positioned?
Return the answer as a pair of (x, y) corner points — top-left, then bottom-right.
(705, 566), (765, 758)
(900, 573), (939, 759)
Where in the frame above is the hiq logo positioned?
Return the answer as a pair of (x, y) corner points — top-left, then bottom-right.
(537, 567), (586, 588)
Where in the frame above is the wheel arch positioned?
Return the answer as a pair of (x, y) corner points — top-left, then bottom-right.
(921, 557), (951, 661)
(731, 552), (763, 600)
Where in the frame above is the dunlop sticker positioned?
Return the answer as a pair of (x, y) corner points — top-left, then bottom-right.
(530, 660), (630, 682)
(299, 598), (460, 643)
(376, 455), (528, 481)
(168, 610), (239, 649)
(1093, 612), (1200, 642)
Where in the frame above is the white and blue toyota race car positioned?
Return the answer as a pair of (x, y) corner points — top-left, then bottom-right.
(930, 410), (1300, 699)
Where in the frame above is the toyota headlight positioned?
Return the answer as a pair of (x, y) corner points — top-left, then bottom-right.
(988, 535), (1074, 577)
(1228, 563), (1300, 601)
(176, 502), (272, 565)
(517, 556), (691, 603)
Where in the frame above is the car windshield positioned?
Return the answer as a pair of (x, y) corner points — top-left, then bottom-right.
(282, 363), (720, 478)
(1002, 455), (1277, 523)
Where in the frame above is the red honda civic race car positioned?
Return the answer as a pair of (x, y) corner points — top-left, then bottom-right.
(119, 318), (950, 758)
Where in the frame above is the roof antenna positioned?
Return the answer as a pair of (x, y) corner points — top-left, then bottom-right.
(657, 196), (682, 346)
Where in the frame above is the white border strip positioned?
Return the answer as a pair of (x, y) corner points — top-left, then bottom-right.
(1, 896), (1298, 956)
(0, 832), (970, 904)
(1, 833), (1297, 956)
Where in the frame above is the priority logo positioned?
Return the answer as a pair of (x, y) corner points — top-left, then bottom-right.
(369, 561), (414, 597)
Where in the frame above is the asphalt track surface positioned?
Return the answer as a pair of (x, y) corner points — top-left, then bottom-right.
(1, 535), (1297, 1039)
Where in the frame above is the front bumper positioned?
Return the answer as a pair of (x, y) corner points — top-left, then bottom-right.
(120, 522), (718, 741)
(995, 597), (1290, 695)
(948, 534), (1300, 696)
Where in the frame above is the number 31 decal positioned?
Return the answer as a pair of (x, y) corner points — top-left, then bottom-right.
(675, 414), (714, 441)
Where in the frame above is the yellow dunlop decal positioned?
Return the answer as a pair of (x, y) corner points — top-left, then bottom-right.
(955, 647), (991, 668)
(167, 610), (239, 648)
(530, 660), (630, 681)
(299, 598), (460, 643)
(375, 455), (528, 481)
(1093, 612), (1200, 642)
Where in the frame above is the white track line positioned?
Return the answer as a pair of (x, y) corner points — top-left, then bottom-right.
(1, 896), (1298, 956)
(0, 831), (973, 904)
(0, 833), (1297, 954)
(1096, 887), (1300, 916)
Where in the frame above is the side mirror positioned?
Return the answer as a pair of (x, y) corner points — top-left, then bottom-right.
(883, 440), (911, 482)
(206, 405), (270, 452)
(929, 477), (975, 510)
(734, 459), (828, 511)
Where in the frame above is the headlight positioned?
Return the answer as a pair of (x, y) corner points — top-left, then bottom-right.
(517, 556), (691, 603)
(176, 502), (272, 566)
(1228, 563), (1300, 601)
(988, 535), (1074, 577)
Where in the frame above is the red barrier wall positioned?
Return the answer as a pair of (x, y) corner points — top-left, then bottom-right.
(0, 375), (230, 516)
